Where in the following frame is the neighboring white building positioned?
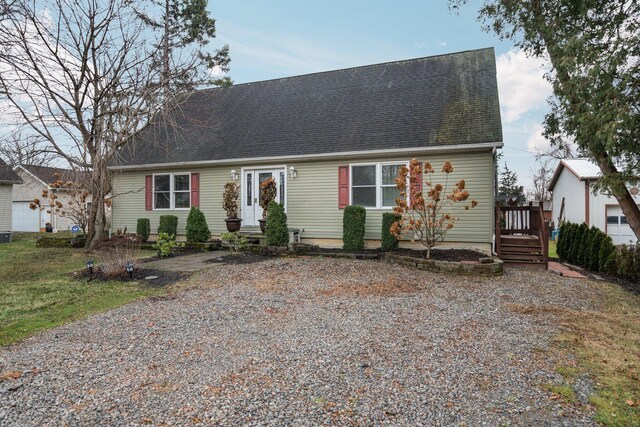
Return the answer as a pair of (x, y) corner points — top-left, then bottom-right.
(11, 165), (94, 233)
(549, 159), (640, 245)
(0, 159), (23, 242)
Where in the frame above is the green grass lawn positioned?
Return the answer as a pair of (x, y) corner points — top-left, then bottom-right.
(548, 239), (558, 258)
(0, 233), (165, 346)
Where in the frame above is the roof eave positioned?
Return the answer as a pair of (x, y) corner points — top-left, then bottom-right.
(110, 141), (504, 171)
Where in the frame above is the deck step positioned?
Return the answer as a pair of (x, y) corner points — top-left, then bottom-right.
(502, 260), (547, 267)
(500, 238), (541, 247)
(499, 253), (545, 261)
(500, 244), (543, 253)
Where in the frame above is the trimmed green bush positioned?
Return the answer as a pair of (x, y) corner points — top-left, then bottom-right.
(186, 207), (211, 243)
(381, 212), (400, 252)
(599, 236), (616, 272)
(569, 223), (588, 263)
(615, 245), (640, 282)
(158, 215), (178, 236)
(578, 226), (597, 267)
(588, 231), (605, 272)
(559, 222), (576, 261)
(556, 222), (567, 259)
(137, 218), (150, 242)
(343, 205), (366, 251)
(265, 201), (289, 246)
(604, 250), (618, 275)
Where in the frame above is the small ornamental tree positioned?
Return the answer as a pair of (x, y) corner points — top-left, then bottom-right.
(186, 207), (211, 243)
(259, 177), (277, 219)
(222, 181), (240, 219)
(391, 159), (477, 258)
(265, 201), (289, 246)
(30, 172), (95, 235)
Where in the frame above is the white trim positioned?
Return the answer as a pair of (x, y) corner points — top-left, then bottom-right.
(110, 142), (503, 171)
(240, 165), (288, 226)
(349, 161), (409, 209)
(13, 165), (48, 187)
(152, 172), (191, 211)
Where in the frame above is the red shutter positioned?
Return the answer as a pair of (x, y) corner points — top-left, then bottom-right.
(145, 175), (153, 211)
(191, 173), (200, 208)
(338, 166), (349, 209)
(409, 162), (423, 208)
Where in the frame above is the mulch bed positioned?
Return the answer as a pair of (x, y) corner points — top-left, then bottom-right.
(394, 248), (486, 262)
(306, 247), (486, 262)
(72, 268), (187, 287)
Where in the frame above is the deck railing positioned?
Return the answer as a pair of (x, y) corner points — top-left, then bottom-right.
(495, 201), (548, 266)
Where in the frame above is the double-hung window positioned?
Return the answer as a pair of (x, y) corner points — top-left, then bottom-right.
(350, 162), (406, 208)
(154, 173), (191, 210)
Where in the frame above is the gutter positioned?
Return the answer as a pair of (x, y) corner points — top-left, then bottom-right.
(109, 142), (504, 171)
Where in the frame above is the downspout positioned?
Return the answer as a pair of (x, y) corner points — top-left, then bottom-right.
(492, 147), (498, 255)
(585, 180), (590, 225)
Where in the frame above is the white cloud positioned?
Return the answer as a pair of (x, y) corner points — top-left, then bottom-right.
(526, 125), (550, 153)
(436, 40), (447, 47)
(496, 49), (552, 123)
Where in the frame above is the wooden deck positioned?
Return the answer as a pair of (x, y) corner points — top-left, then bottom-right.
(496, 202), (549, 269)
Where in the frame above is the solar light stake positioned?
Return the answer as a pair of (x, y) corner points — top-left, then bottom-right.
(125, 261), (134, 279)
(86, 259), (94, 275)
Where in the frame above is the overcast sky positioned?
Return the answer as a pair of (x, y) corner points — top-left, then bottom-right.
(210, 0), (556, 189)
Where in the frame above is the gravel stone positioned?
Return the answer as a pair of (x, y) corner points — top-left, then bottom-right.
(0, 257), (598, 426)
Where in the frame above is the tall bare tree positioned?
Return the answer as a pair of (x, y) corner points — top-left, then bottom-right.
(0, 0), (176, 247)
(527, 158), (553, 203)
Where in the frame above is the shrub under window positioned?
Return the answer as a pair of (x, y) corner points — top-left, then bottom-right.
(158, 215), (178, 236)
(186, 207), (211, 243)
(343, 205), (366, 251)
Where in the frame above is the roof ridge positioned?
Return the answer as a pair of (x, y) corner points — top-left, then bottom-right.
(198, 47), (496, 93)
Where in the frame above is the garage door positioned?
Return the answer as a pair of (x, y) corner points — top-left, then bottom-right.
(12, 202), (44, 232)
(606, 206), (637, 245)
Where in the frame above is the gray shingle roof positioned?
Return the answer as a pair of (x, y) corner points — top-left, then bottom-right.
(0, 159), (22, 184)
(20, 165), (90, 186)
(116, 48), (503, 167)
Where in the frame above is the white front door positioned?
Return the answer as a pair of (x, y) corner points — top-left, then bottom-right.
(242, 168), (286, 226)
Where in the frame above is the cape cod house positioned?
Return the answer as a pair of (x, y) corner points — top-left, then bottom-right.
(110, 48), (504, 252)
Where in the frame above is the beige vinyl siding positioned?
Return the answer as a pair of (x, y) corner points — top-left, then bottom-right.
(111, 149), (495, 244)
(287, 151), (494, 243)
(111, 168), (231, 236)
(0, 185), (13, 231)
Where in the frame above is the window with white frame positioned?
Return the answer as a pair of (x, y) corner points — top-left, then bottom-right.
(154, 173), (190, 210)
(351, 163), (406, 208)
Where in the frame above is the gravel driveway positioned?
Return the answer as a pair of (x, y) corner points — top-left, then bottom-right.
(1, 257), (597, 426)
